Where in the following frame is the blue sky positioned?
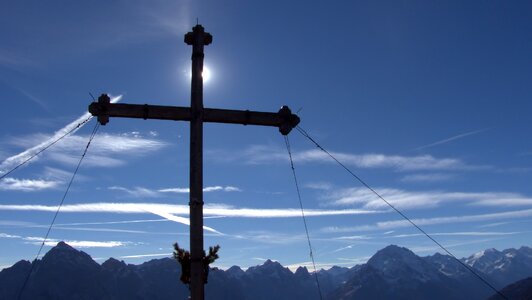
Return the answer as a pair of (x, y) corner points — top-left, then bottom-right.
(1, 0), (532, 271)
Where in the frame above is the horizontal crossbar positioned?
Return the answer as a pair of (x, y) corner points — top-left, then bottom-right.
(88, 97), (300, 135)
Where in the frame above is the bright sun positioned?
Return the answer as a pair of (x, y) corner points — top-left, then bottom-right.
(202, 66), (211, 83)
(186, 66), (212, 83)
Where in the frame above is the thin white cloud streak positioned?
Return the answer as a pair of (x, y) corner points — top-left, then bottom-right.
(0, 233), (21, 238)
(294, 150), (468, 171)
(400, 173), (453, 183)
(251, 257), (273, 262)
(0, 177), (60, 191)
(0, 50), (32, 67)
(10, 86), (51, 112)
(321, 208), (532, 233)
(0, 220), (35, 226)
(0, 167), (86, 192)
(7, 131), (167, 168)
(286, 256), (373, 271)
(215, 145), (484, 171)
(143, 207), (222, 235)
(34, 239), (126, 248)
(42, 132), (167, 168)
(137, 0), (191, 37)
(326, 187), (532, 209)
(232, 231), (307, 245)
(118, 253), (171, 259)
(204, 205), (381, 218)
(413, 128), (489, 151)
(55, 219), (168, 226)
(55, 217), (221, 227)
(109, 186), (161, 198)
(110, 185), (243, 198)
(0, 201), (378, 240)
(305, 182), (333, 191)
(159, 185), (242, 193)
(333, 235), (372, 241)
(409, 238), (499, 254)
(158, 187), (189, 193)
(0, 232), (127, 248)
(0, 95), (122, 174)
(0, 202), (382, 218)
(391, 231), (521, 238)
(42, 166), (79, 182)
(330, 244), (355, 253)
(4, 222), (189, 236)
(45, 226), (149, 234)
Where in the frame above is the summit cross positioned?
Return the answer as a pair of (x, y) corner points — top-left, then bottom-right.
(88, 24), (300, 300)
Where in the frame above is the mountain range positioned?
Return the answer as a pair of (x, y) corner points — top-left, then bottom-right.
(1, 242), (531, 299)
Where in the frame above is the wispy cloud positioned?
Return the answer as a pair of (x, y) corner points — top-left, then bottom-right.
(293, 150), (469, 171)
(212, 145), (483, 171)
(413, 128), (489, 151)
(137, 0), (192, 36)
(0, 232), (128, 248)
(55, 219), (169, 226)
(409, 238), (500, 254)
(0, 220), (36, 226)
(117, 253), (171, 259)
(330, 244), (356, 253)
(30, 131), (167, 168)
(305, 182), (333, 190)
(0, 166), (89, 192)
(285, 257), (372, 271)
(106, 185), (243, 198)
(325, 187), (532, 210)
(0, 202), (382, 218)
(46, 226), (150, 235)
(42, 166), (81, 182)
(109, 186), (162, 198)
(0, 201), (381, 244)
(29, 238), (127, 248)
(0, 177), (60, 191)
(0, 233), (21, 239)
(231, 231), (307, 245)
(391, 231), (521, 238)
(321, 208), (532, 233)
(0, 49), (33, 67)
(9, 85), (51, 112)
(400, 173), (453, 183)
(205, 186), (241, 192)
(143, 207), (222, 234)
(159, 185), (242, 193)
(0, 95), (122, 174)
(333, 235), (372, 241)
(2, 220), (190, 236)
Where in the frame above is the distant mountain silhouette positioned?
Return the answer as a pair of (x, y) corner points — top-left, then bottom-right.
(1, 242), (531, 299)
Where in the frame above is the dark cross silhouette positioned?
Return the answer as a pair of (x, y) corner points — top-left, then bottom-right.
(88, 24), (300, 300)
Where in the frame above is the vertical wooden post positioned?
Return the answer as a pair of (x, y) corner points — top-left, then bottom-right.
(185, 24), (212, 300)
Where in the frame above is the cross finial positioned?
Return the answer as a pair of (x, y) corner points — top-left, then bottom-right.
(184, 24), (212, 47)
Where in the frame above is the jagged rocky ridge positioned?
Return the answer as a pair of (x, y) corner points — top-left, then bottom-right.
(0, 242), (531, 300)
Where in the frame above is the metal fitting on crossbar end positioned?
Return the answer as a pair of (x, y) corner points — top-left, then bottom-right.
(278, 106), (300, 135)
(88, 94), (110, 125)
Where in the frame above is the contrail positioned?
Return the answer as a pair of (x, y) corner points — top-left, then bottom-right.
(413, 128), (490, 151)
(0, 95), (122, 174)
(143, 207), (223, 235)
